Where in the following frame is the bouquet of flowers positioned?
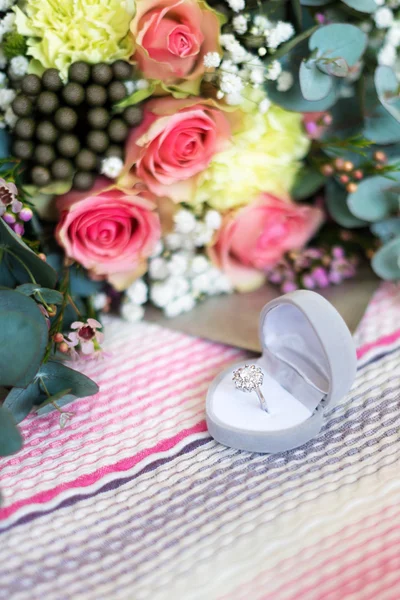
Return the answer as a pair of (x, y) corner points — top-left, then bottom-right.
(1, 0), (400, 466)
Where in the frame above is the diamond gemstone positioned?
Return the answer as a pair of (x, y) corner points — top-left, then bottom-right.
(233, 364), (264, 392)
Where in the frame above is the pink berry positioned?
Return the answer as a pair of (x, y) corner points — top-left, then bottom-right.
(19, 207), (33, 222)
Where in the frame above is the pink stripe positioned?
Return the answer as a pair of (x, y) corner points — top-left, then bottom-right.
(0, 420), (207, 521)
(357, 328), (400, 360)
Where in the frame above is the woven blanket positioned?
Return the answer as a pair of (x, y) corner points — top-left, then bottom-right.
(1, 284), (400, 600)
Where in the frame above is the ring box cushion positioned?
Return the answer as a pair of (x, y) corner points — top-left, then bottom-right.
(206, 290), (357, 453)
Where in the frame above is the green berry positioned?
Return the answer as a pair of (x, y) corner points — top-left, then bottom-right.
(108, 81), (127, 103)
(86, 130), (109, 153)
(36, 144), (56, 166)
(54, 107), (78, 131)
(42, 69), (63, 92)
(87, 107), (109, 129)
(86, 84), (107, 107)
(12, 95), (33, 117)
(108, 119), (128, 143)
(73, 171), (95, 191)
(21, 74), (42, 96)
(75, 148), (97, 171)
(36, 121), (58, 144)
(92, 63), (113, 86)
(57, 134), (80, 158)
(31, 166), (51, 187)
(51, 158), (74, 180)
(37, 91), (59, 115)
(69, 62), (91, 84)
(12, 140), (33, 160)
(62, 82), (85, 106)
(123, 105), (143, 126)
(15, 117), (36, 140)
(112, 61), (133, 80)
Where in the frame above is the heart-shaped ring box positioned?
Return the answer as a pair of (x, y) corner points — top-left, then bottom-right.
(206, 290), (357, 453)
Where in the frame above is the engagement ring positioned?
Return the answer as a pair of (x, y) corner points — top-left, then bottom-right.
(232, 364), (269, 413)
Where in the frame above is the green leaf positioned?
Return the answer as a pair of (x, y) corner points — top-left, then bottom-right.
(267, 74), (338, 112)
(326, 180), (367, 228)
(37, 288), (63, 304)
(267, 25), (319, 62)
(3, 380), (41, 423)
(16, 283), (38, 296)
(342, 0), (377, 13)
(116, 83), (155, 109)
(0, 219), (57, 288)
(347, 174), (400, 222)
(35, 388), (72, 410)
(375, 65), (400, 123)
(46, 253), (102, 297)
(371, 218), (400, 243)
(0, 405), (23, 456)
(318, 57), (349, 78)
(0, 290), (49, 388)
(300, 59), (333, 101)
(291, 0), (302, 29)
(363, 78), (400, 145)
(23, 180), (72, 196)
(300, 0), (331, 5)
(372, 236), (400, 280)
(291, 167), (326, 200)
(309, 24), (367, 67)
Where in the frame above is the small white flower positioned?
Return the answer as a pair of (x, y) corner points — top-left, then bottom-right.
(193, 222), (214, 247)
(267, 21), (295, 49)
(150, 239), (163, 258)
(220, 34), (236, 50)
(1, 12), (15, 34)
(9, 55), (28, 78)
(4, 107), (17, 127)
(378, 43), (396, 66)
(277, 70), (294, 92)
(164, 294), (195, 318)
(164, 232), (183, 250)
(173, 209), (197, 234)
(216, 90), (224, 100)
(92, 293), (109, 311)
(374, 7), (394, 29)
(220, 59), (239, 74)
(258, 47), (267, 57)
(205, 210), (222, 230)
(203, 52), (221, 68)
(136, 79), (149, 90)
(228, 41), (249, 64)
(375, 0), (385, 4)
(150, 281), (176, 308)
(225, 92), (243, 105)
(126, 278), (148, 305)
(232, 15), (248, 35)
(226, 0), (245, 12)
(265, 60), (282, 81)
(388, 23), (400, 46)
(249, 67), (265, 85)
(254, 15), (271, 31)
(0, 88), (15, 111)
(149, 256), (169, 280)
(121, 301), (145, 323)
(124, 80), (136, 95)
(167, 252), (189, 276)
(168, 275), (190, 297)
(0, 0), (15, 11)
(190, 255), (210, 275)
(220, 72), (243, 95)
(192, 272), (212, 295)
(259, 97), (271, 114)
(100, 156), (124, 179)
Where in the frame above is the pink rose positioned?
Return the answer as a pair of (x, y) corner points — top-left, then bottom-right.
(130, 0), (222, 91)
(56, 178), (161, 290)
(209, 193), (324, 291)
(120, 97), (233, 202)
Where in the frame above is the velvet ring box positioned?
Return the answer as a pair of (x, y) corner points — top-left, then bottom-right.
(206, 290), (357, 453)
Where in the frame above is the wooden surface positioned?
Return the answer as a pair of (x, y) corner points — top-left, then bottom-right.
(145, 268), (379, 352)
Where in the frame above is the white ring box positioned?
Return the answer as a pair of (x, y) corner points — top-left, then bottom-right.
(206, 290), (357, 453)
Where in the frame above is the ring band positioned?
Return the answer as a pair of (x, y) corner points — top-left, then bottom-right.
(232, 364), (270, 413)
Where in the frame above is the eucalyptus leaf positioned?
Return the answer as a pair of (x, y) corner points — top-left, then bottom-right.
(364, 100), (400, 145)
(375, 65), (400, 123)
(347, 174), (400, 222)
(309, 24), (367, 67)
(300, 59), (333, 101)
(0, 130), (10, 159)
(266, 74), (338, 112)
(372, 236), (400, 280)
(3, 380), (41, 423)
(46, 253), (102, 297)
(326, 180), (367, 228)
(371, 218), (400, 243)
(37, 288), (63, 304)
(342, 0), (377, 13)
(318, 57), (349, 78)
(300, 0), (331, 5)
(0, 290), (48, 388)
(291, 167), (326, 200)
(35, 388), (72, 410)
(0, 219), (57, 288)
(0, 405), (23, 456)
(16, 283), (40, 296)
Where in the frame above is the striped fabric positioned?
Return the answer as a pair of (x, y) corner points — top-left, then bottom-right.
(1, 283), (400, 599)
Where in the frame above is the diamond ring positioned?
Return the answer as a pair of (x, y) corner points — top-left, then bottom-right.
(232, 364), (269, 413)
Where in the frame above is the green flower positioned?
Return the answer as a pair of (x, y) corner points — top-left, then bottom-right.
(14, 0), (136, 79)
(3, 32), (28, 60)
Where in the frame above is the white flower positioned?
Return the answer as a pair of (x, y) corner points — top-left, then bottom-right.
(374, 7), (394, 29)
(0, 88), (15, 111)
(259, 97), (271, 114)
(150, 281), (176, 308)
(4, 107), (17, 127)
(226, 0), (245, 12)
(220, 34), (236, 50)
(232, 15), (248, 35)
(225, 92), (243, 105)
(258, 47), (267, 57)
(378, 43), (396, 66)
(190, 255), (209, 275)
(149, 256), (169, 280)
(9, 56), (29, 78)
(121, 301), (145, 323)
(388, 23), (400, 46)
(193, 222), (214, 247)
(136, 79), (149, 90)
(216, 90), (224, 100)
(265, 60), (282, 81)
(0, 0), (15, 11)
(173, 209), (197, 234)
(220, 59), (239, 74)
(227, 41), (249, 64)
(192, 272), (212, 295)
(203, 52), (221, 68)
(253, 15), (272, 32)
(164, 294), (195, 318)
(205, 210), (222, 230)
(249, 67), (265, 85)
(167, 252), (189, 276)
(124, 80), (136, 95)
(92, 292), (109, 311)
(100, 156), (124, 179)
(150, 239), (163, 258)
(220, 72), (244, 95)
(126, 278), (148, 305)
(267, 21), (295, 49)
(168, 275), (190, 297)
(277, 70), (294, 92)
(164, 232), (183, 250)
(1, 12), (15, 34)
